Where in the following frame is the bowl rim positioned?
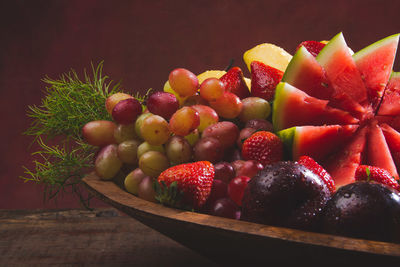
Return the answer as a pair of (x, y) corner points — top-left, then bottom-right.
(83, 172), (400, 257)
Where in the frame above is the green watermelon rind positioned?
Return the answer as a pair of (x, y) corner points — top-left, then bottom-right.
(389, 71), (400, 80)
(281, 46), (311, 84)
(272, 82), (289, 132)
(316, 32), (345, 65)
(352, 33), (399, 62)
(276, 127), (296, 160)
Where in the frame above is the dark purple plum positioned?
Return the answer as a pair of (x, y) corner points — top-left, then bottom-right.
(321, 181), (400, 243)
(241, 161), (332, 231)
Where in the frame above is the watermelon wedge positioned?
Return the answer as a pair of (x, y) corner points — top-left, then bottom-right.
(282, 46), (333, 100)
(277, 125), (358, 162)
(274, 32), (400, 188)
(367, 122), (399, 179)
(381, 123), (400, 175)
(353, 34), (399, 108)
(378, 72), (400, 116)
(316, 32), (368, 105)
(323, 127), (367, 187)
(273, 82), (358, 131)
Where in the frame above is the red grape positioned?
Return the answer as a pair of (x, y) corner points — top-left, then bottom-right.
(138, 176), (157, 202)
(228, 176), (251, 206)
(146, 91), (179, 120)
(235, 160), (263, 178)
(210, 92), (243, 119)
(82, 120), (117, 147)
(112, 98), (142, 124)
(169, 106), (200, 136)
(237, 127), (257, 149)
(205, 179), (228, 209)
(169, 68), (199, 97)
(193, 137), (224, 163)
(214, 162), (235, 183)
(105, 92), (133, 115)
(191, 105), (219, 132)
(199, 78), (224, 102)
(202, 121), (239, 149)
(209, 198), (241, 219)
(245, 119), (273, 132)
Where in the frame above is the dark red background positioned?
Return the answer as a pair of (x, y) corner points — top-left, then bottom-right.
(2, 0), (400, 209)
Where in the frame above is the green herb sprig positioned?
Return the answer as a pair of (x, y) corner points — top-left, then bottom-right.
(21, 61), (147, 208)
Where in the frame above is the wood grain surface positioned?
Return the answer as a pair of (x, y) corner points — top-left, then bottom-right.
(0, 208), (218, 266)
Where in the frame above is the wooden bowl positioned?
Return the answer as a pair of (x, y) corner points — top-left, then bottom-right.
(83, 173), (400, 266)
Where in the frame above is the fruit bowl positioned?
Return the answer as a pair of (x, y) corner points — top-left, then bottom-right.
(83, 172), (400, 266)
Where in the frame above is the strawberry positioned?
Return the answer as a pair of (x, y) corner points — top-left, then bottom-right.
(296, 40), (326, 57)
(219, 67), (250, 99)
(355, 165), (400, 191)
(298, 156), (336, 193)
(250, 61), (283, 101)
(156, 161), (215, 209)
(241, 131), (283, 166)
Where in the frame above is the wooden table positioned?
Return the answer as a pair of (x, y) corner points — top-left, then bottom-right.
(0, 208), (219, 266)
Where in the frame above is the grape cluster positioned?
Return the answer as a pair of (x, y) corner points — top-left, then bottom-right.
(82, 67), (273, 216)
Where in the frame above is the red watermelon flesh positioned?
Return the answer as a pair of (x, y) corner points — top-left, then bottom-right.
(323, 126), (367, 187)
(376, 114), (400, 132)
(292, 125), (358, 162)
(377, 72), (400, 116)
(353, 34), (399, 109)
(282, 46), (333, 100)
(381, 123), (400, 178)
(366, 122), (399, 179)
(274, 32), (400, 188)
(273, 83), (358, 131)
(316, 32), (368, 106)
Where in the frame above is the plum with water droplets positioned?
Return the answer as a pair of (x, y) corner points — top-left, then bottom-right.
(321, 181), (400, 243)
(241, 161), (332, 231)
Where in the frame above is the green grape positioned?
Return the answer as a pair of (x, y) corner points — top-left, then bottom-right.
(117, 139), (141, 165)
(139, 151), (170, 177)
(239, 97), (271, 122)
(124, 168), (148, 195)
(165, 136), (193, 165)
(114, 123), (138, 143)
(135, 113), (152, 139)
(140, 114), (171, 145)
(137, 141), (165, 159)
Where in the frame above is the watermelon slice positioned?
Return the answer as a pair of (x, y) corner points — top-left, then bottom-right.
(277, 125), (358, 162)
(282, 46), (333, 100)
(377, 72), (400, 116)
(274, 32), (400, 188)
(380, 123), (400, 177)
(367, 122), (399, 179)
(273, 82), (358, 131)
(316, 32), (368, 105)
(323, 127), (367, 187)
(353, 34), (399, 108)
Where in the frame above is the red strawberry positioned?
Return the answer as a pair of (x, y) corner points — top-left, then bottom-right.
(220, 67), (250, 99)
(156, 161), (215, 209)
(296, 40), (326, 57)
(355, 165), (400, 191)
(298, 156), (336, 193)
(250, 61), (283, 101)
(241, 131), (283, 166)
